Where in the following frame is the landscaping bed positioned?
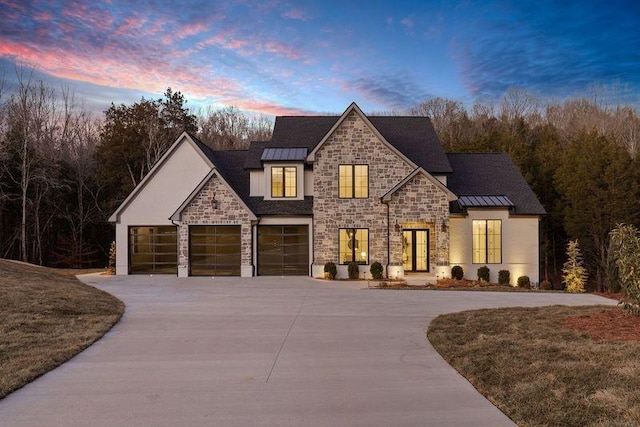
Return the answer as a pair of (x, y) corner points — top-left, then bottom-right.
(428, 305), (640, 426)
(0, 260), (124, 399)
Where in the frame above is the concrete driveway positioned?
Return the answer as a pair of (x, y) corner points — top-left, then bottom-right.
(0, 275), (615, 426)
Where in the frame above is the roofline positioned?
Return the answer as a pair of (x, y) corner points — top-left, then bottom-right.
(306, 102), (418, 169)
(170, 168), (257, 221)
(108, 132), (214, 223)
(381, 167), (458, 202)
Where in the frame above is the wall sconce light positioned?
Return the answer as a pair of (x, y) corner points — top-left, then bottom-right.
(441, 218), (448, 232)
(394, 220), (402, 232)
(211, 193), (218, 210)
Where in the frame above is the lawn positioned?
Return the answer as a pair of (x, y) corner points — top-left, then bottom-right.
(0, 260), (124, 399)
(427, 305), (640, 426)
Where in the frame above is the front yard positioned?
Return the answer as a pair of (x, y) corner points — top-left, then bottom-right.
(428, 305), (640, 426)
(0, 260), (124, 399)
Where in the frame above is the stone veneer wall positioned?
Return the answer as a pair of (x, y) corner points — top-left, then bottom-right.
(178, 173), (253, 275)
(313, 111), (414, 269)
(388, 172), (450, 271)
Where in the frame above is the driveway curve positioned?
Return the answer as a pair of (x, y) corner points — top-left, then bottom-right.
(0, 275), (615, 426)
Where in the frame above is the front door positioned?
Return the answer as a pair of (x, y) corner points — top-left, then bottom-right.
(403, 229), (429, 272)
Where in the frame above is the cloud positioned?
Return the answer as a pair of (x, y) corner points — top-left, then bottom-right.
(400, 17), (414, 29)
(343, 74), (431, 110)
(452, 2), (640, 102)
(282, 8), (308, 21)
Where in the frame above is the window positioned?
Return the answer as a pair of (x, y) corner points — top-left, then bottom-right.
(472, 220), (502, 264)
(339, 164), (368, 198)
(339, 228), (369, 264)
(271, 166), (297, 198)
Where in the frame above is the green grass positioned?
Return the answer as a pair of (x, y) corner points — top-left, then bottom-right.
(0, 260), (124, 399)
(427, 305), (640, 427)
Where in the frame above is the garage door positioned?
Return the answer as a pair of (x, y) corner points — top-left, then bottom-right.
(258, 225), (309, 275)
(129, 226), (177, 274)
(189, 225), (241, 276)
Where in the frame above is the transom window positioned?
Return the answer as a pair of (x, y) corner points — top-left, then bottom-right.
(339, 228), (369, 264)
(472, 220), (502, 264)
(271, 166), (297, 198)
(339, 164), (368, 198)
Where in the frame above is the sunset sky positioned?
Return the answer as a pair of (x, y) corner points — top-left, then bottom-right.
(1, 0), (639, 116)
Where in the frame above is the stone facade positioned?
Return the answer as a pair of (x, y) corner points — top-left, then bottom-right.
(177, 172), (253, 276)
(312, 110), (450, 277)
(388, 172), (450, 274)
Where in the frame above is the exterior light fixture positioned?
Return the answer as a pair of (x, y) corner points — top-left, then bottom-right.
(211, 193), (218, 210)
(394, 220), (402, 232)
(441, 218), (448, 232)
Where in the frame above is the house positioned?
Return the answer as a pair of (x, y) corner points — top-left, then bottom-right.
(109, 102), (545, 284)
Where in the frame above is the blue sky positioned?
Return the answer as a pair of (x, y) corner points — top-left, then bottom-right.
(0, 0), (639, 116)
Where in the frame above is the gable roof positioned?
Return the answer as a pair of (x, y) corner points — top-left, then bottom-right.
(307, 103), (418, 170)
(446, 152), (546, 215)
(108, 132), (213, 223)
(245, 105), (452, 173)
(381, 168), (457, 203)
(170, 168), (257, 221)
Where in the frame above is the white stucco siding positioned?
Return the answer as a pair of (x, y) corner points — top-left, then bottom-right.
(112, 138), (212, 275)
(249, 170), (265, 196)
(449, 209), (540, 285)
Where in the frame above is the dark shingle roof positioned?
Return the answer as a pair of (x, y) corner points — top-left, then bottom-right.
(447, 153), (546, 215)
(246, 197), (313, 215)
(245, 115), (452, 173)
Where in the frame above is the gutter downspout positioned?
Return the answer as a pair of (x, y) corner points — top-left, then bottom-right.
(382, 199), (390, 279)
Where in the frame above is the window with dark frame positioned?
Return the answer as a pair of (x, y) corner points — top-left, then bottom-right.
(339, 228), (369, 264)
(339, 164), (368, 198)
(472, 219), (502, 264)
(271, 166), (297, 198)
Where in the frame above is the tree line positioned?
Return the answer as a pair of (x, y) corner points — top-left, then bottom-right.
(1, 68), (639, 291)
(0, 69), (272, 268)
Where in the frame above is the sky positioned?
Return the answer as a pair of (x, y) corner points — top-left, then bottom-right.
(0, 0), (639, 117)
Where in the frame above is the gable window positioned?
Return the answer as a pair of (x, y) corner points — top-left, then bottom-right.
(339, 164), (368, 198)
(339, 228), (369, 264)
(271, 166), (297, 198)
(472, 220), (502, 264)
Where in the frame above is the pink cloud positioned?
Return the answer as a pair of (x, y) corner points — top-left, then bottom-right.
(264, 40), (300, 59)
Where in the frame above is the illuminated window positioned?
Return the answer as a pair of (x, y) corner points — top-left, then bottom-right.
(271, 166), (297, 198)
(339, 228), (369, 264)
(472, 220), (502, 264)
(339, 164), (368, 198)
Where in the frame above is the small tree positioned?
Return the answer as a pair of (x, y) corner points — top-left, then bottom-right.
(107, 241), (116, 274)
(562, 240), (587, 293)
(609, 224), (640, 313)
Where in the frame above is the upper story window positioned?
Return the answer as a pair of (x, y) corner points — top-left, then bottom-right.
(472, 219), (502, 264)
(339, 164), (368, 198)
(271, 166), (297, 198)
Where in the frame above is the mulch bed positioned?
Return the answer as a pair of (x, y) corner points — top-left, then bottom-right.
(563, 308), (640, 341)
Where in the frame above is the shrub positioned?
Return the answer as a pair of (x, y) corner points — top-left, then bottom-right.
(562, 239), (587, 293)
(451, 265), (464, 280)
(609, 224), (640, 313)
(477, 266), (490, 282)
(107, 241), (116, 274)
(324, 262), (337, 279)
(348, 262), (359, 279)
(517, 276), (531, 288)
(540, 280), (553, 290)
(370, 262), (384, 280)
(498, 270), (510, 285)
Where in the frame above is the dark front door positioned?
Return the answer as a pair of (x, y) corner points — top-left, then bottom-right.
(258, 225), (309, 275)
(402, 229), (429, 272)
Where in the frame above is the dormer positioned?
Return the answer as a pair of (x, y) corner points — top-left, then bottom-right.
(249, 147), (311, 200)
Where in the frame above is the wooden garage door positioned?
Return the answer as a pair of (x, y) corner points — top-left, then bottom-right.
(189, 225), (241, 276)
(258, 225), (309, 275)
(129, 226), (177, 274)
